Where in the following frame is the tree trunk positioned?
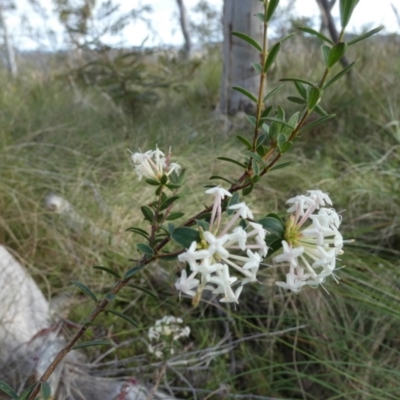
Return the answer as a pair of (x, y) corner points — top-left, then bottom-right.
(220, 0), (263, 116)
(0, 5), (17, 78)
(176, 0), (192, 59)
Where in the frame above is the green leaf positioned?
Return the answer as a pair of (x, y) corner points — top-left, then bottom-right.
(71, 281), (98, 302)
(298, 26), (333, 44)
(327, 42), (347, 68)
(126, 226), (150, 240)
(322, 44), (331, 66)
(277, 133), (286, 149)
(242, 184), (254, 196)
(217, 157), (247, 169)
(232, 86), (258, 103)
(262, 85), (283, 103)
(265, 234), (283, 257)
(307, 86), (321, 110)
(171, 227), (200, 248)
(268, 121), (280, 141)
(124, 265), (144, 279)
(280, 77), (314, 86)
(128, 284), (158, 300)
(93, 266), (121, 278)
(323, 61), (356, 89)
(348, 26), (383, 45)
(251, 158), (260, 175)
(137, 243), (154, 256)
(252, 62), (263, 73)
(287, 96), (306, 104)
(266, 0), (280, 22)
(0, 380), (18, 399)
(16, 383), (39, 400)
(209, 175), (234, 184)
(269, 161), (295, 171)
(243, 150), (266, 166)
(314, 104), (328, 116)
(260, 106), (273, 122)
(236, 135), (252, 149)
(144, 178), (160, 186)
(246, 115), (257, 127)
(106, 309), (138, 327)
(279, 141), (293, 153)
(196, 219), (210, 231)
(294, 81), (307, 98)
(299, 114), (336, 133)
(166, 212), (185, 221)
(160, 174), (168, 185)
(160, 196), (180, 211)
(256, 133), (268, 147)
(105, 293), (115, 302)
(282, 112), (299, 135)
(227, 192), (240, 214)
(254, 12), (266, 23)
(280, 32), (296, 43)
(231, 31), (262, 52)
(72, 340), (110, 350)
(140, 206), (154, 223)
(276, 106), (285, 121)
(165, 183), (181, 190)
(339, 0), (359, 29)
(260, 117), (294, 129)
(41, 382), (51, 400)
(264, 42), (281, 73)
(258, 213), (285, 236)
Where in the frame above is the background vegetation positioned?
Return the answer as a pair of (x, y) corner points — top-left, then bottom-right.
(1, 31), (400, 399)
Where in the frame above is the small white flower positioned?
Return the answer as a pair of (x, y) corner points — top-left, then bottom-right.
(175, 269), (199, 298)
(228, 202), (254, 219)
(274, 240), (304, 268)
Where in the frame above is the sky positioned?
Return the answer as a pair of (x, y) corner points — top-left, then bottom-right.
(4, 0), (400, 51)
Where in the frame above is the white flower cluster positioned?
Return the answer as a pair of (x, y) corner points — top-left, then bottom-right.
(175, 187), (268, 304)
(130, 146), (181, 182)
(275, 190), (344, 293)
(147, 316), (190, 359)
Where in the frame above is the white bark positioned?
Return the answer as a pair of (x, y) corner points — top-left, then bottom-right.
(176, 0), (192, 59)
(220, 0), (263, 116)
(0, 5), (17, 77)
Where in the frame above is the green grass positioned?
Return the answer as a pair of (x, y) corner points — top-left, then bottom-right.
(1, 36), (400, 399)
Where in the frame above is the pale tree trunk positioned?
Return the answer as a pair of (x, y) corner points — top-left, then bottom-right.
(0, 5), (17, 78)
(176, 0), (192, 59)
(220, 0), (263, 116)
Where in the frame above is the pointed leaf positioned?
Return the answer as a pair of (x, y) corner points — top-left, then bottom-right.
(141, 206), (154, 223)
(72, 340), (110, 350)
(217, 157), (247, 168)
(16, 383), (39, 400)
(287, 96), (306, 104)
(307, 86), (321, 110)
(209, 175), (235, 184)
(137, 243), (154, 256)
(171, 227), (200, 248)
(280, 32), (296, 43)
(266, 0), (280, 22)
(314, 104), (328, 116)
(327, 42), (347, 68)
(124, 265), (144, 279)
(279, 141), (293, 153)
(298, 26), (333, 44)
(242, 184), (254, 196)
(323, 61), (356, 89)
(71, 281), (98, 302)
(254, 12), (266, 23)
(126, 226), (150, 240)
(160, 196), (180, 211)
(260, 117), (294, 129)
(262, 85), (283, 103)
(280, 77), (314, 86)
(269, 161), (295, 171)
(128, 284), (158, 300)
(106, 309), (138, 327)
(294, 81), (307, 98)
(231, 31), (262, 52)
(227, 192), (240, 215)
(252, 62), (263, 73)
(258, 213), (285, 236)
(236, 135), (252, 149)
(41, 382), (51, 400)
(264, 42), (281, 73)
(93, 266), (121, 278)
(233, 86), (258, 103)
(299, 114), (336, 133)
(166, 212), (185, 221)
(246, 115), (257, 127)
(322, 45), (331, 66)
(0, 380), (18, 399)
(196, 219), (210, 231)
(348, 26), (383, 45)
(339, 0), (359, 29)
